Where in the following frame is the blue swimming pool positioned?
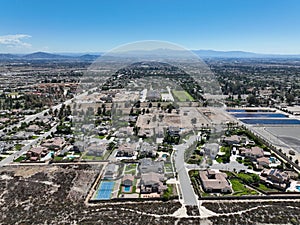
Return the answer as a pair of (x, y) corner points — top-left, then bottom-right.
(269, 157), (276, 163)
(240, 119), (300, 125)
(232, 113), (288, 118)
(95, 181), (115, 200)
(124, 186), (131, 192)
(296, 186), (300, 191)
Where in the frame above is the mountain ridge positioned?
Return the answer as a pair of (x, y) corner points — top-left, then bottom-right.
(0, 50), (300, 60)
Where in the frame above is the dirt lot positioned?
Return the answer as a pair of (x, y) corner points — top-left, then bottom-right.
(1, 165), (299, 224)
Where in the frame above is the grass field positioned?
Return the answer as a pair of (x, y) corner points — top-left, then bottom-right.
(124, 163), (137, 175)
(230, 178), (258, 196)
(172, 90), (194, 102)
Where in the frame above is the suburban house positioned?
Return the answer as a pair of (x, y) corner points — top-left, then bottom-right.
(257, 157), (270, 167)
(103, 164), (118, 179)
(199, 170), (232, 193)
(116, 143), (137, 157)
(73, 141), (85, 152)
(167, 126), (181, 137)
(139, 172), (167, 194)
(139, 142), (156, 158)
(138, 128), (154, 138)
(260, 168), (290, 189)
(117, 127), (134, 137)
(27, 147), (49, 161)
(41, 137), (65, 150)
(26, 124), (42, 133)
(122, 174), (134, 187)
(223, 135), (241, 146)
(139, 158), (164, 174)
(240, 146), (264, 159)
(86, 143), (107, 157)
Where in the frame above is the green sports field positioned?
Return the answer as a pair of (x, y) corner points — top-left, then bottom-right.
(172, 90), (194, 102)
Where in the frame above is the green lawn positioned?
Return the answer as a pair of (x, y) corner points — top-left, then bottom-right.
(172, 90), (194, 102)
(82, 155), (95, 160)
(14, 144), (24, 151)
(258, 183), (279, 192)
(230, 178), (258, 196)
(215, 146), (231, 163)
(53, 156), (64, 161)
(124, 163), (137, 175)
(14, 155), (26, 162)
(96, 135), (105, 139)
(164, 163), (173, 173)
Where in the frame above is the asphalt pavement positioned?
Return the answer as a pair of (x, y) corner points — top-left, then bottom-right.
(174, 135), (199, 206)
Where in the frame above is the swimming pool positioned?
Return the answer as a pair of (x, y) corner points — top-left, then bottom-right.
(269, 157), (276, 163)
(124, 186), (131, 192)
(296, 186), (300, 191)
(240, 119), (300, 125)
(162, 154), (168, 158)
(232, 113), (287, 118)
(95, 181), (115, 200)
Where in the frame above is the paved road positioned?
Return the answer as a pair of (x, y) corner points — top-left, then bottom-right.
(0, 124), (58, 167)
(174, 135), (198, 206)
(0, 90), (93, 167)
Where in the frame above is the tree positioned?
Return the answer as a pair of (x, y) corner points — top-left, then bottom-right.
(130, 107), (134, 115)
(97, 107), (102, 115)
(286, 93), (295, 105)
(247, 95), (258, 106)
(191, 118), (197, 124)
(135, 101), (141, 108)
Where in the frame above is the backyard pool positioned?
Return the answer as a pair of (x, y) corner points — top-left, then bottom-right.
(124, 186), (131, 192)
(296, 186), (300, 191)
(94, 181), (115, 200)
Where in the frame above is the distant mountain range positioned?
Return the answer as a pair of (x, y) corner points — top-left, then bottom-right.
(0, 51), (100, 61)
(0, 50), (300, 61)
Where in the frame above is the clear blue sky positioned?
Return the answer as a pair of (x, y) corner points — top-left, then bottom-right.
(1, 0), (300, 54)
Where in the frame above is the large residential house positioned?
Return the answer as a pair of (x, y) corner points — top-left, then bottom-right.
(223, 135), (241, 145)
(260, 168), (290, 189)
(116, 143), (137, 157)
(26, 124), (42, 133)
(86, 143), (107, 157)
(41, 137), (65, 150)
(122, 174), (134, 187)
(167, 126), (181, 137)
(103, 164), (118, 179)
(257, 157), (270, 167)
(27, 147), (49, 161)
(139, 158), (164, 174)
(240, 146), (264, 159)
(139, 142), (156, 158)
(139, 172), (167, 194)
(199, 170), (232, 193)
